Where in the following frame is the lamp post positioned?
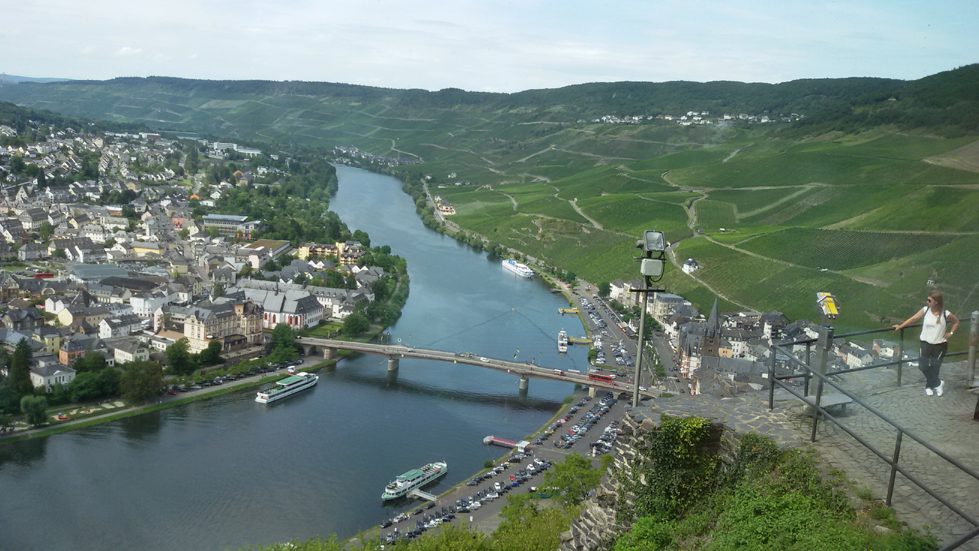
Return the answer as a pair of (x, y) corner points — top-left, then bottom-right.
(631, 230), (667, 408)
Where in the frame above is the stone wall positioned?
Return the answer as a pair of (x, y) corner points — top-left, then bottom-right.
(559, 394), (802, 551)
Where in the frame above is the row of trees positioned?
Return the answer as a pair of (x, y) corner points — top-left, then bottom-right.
(165, 339), (224, 376)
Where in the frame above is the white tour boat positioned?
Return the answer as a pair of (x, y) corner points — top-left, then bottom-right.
(255, 372), (318, 404)
(502, 259), (534, 278)
(381, 461), (448, 500)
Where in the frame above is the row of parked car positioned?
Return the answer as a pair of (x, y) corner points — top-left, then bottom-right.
(589, 419), (621, 456)
(166, 360), (304, 394)
(554, 393), (616, 450)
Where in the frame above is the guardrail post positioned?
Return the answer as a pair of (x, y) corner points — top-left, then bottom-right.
(969, 311), (978, 386)
(896, 327), (905, 387)
(804, 341), (812, 397)
(810, 325), (834, 442)
(886, 429), (903, 507)
(768, 344), (777, 409)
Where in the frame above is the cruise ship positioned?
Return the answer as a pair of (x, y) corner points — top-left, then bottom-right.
(255, 372), (319, 404)
(381, 461), (448, 500)
(502, 259), (534, 278)
(557, 330), (568, 353)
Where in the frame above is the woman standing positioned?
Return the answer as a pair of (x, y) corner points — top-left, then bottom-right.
(893, 291), (960, 396)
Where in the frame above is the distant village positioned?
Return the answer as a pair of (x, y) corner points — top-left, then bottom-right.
(609, 278), (908, 398)
(585, 110), (805, 126)
(0, 123), (388, 393)
(331, 145), (424, 167)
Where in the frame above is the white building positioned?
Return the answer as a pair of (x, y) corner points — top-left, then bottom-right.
(30, 363), (76, 392)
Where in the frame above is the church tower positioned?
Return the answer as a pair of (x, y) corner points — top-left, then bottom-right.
(701, 298), (722, 358)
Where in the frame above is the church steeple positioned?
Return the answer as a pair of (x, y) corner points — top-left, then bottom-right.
(701, 298), (721, 357)
(705, 298), (720, 337)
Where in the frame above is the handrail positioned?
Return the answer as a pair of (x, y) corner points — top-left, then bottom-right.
(767, 319), (979, 551)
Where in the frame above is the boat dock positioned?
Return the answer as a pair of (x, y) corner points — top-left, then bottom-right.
(568, 336), (590, 344)
(483, 435), (531, 452)
(408, 488), (437, 501)
(558, 308), (579, 315)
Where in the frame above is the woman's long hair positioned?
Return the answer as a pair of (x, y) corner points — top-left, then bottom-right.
(928, 291), (944, 311)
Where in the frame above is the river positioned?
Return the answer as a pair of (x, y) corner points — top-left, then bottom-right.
(0, 165), (589, 551)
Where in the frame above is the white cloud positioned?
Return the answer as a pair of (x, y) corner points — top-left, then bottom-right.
(115, 46), (143, 57)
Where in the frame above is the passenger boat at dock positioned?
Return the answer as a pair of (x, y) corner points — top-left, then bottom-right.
(255, 372), (318, 404)
(381, 461), (448, 500)
(502, 259), (534, 278)
(557, 330), (568, 353)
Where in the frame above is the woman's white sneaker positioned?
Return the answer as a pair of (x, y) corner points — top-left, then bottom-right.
(925, 387), (934, 396)
(936, 380), (945, 397)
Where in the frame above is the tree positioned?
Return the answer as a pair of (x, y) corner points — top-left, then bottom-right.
(68, 371), (102, 402)
(10, 338), (34, 396)
(178, 228), (190, 240)
(21, 395), (48, 426)
(119, 361), (163, 405)
(598, 282), (611, 298)
(542, 452), (604, 508)
(166, 338), (195, 376)
(352, 229), (371, 248)
(10, 155), (25, 174)
(268, 323), (298, 362)
(342, 312), (370, 336)
(74, 350), (107, 373)
(200, 340), (223, 366)
(0, 379), (20, 414)
(493, 493), (575, 551)
(213, 282), (225, 299)
(38, 221), (54, 241)
(96, 368), (121, 397)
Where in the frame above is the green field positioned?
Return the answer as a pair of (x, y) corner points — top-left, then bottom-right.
(704, 187), (804, 216)
(694, 200), (737, 229)
(6, 76), (979, 331)
(738, 228), (957, 271)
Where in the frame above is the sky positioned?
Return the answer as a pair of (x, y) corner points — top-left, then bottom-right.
(1, 0), (976, 93)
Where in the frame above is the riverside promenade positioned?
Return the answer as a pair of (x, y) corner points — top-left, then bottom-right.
(632, 358), (979, 550)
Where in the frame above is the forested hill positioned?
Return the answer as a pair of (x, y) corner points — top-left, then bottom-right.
(785, 63), (979, 137)
(0, 73), (907, 126)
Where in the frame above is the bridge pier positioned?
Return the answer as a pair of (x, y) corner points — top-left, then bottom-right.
(323, 347), (337, 361)
(388, 357), (400, 371)
(519, 377), (529, 392)
(588, 386), (598, 399)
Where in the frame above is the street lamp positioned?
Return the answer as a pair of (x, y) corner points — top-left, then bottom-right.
(631, 230), (667, 407)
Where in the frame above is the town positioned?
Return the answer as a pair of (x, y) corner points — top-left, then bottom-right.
(0, 120), (397, 424)
(607, 277), (911, 397)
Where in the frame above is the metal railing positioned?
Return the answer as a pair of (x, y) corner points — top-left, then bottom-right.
(767, 314), (979, 551)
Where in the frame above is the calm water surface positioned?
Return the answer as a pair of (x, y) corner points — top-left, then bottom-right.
(0, 165), (588, 551)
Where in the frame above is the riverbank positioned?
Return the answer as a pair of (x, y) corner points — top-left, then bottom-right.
(0, 326), (393, 445)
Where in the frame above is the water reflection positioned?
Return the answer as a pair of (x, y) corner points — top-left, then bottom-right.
(0, 437), (47, 468)
(335, 370), (560, 411)
(118, 410), (165, 444)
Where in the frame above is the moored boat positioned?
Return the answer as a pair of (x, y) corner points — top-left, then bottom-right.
(557, 330), (568, 353)
(382, 461), (448, 500)
(502, 259), (534, 278)
(255, 372), (318, 404)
